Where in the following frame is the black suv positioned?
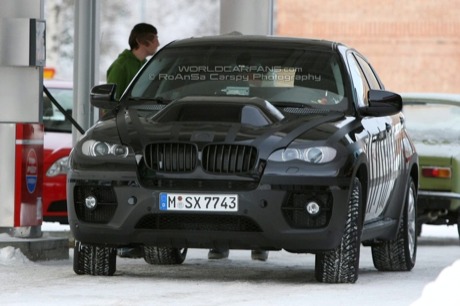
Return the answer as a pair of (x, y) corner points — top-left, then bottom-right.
(68, 34), (418, 283)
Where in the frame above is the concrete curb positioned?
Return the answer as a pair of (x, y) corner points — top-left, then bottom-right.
(0, 231), (72, 261)
(0, 236), (69, 261)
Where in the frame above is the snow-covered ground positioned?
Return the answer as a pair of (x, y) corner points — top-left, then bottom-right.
(409, 225), (459, 306)
(0, 224), (458, 306)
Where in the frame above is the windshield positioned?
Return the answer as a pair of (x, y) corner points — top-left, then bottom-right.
(404, 101), (460, 144)
(43, 86), (73, 133)
(129, 45), (348, 112)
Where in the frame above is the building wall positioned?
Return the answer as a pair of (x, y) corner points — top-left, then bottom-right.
(276, 0), (460, 93)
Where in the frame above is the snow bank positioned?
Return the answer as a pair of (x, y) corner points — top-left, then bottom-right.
(411, 259), (460, 306)
(0, 246), (31, 266)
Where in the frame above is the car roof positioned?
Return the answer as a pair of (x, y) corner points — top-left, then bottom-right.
(400, 92), (460, 103)
(166, 34), (344, 51)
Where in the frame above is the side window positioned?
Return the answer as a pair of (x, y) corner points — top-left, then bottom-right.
(354, 54), (382, 90)
(347, 52), (369, 107)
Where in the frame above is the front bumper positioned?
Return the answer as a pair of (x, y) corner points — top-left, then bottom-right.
(67, 169), (352, 252)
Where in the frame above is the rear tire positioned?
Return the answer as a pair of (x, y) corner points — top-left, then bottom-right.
(315, 178), (362, 283)
(371, 177), (417, 271)
(73, 241), (117, 276)
(143, 246), (187, 265)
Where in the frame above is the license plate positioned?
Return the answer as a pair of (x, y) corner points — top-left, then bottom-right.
(159, 193), (238, 212)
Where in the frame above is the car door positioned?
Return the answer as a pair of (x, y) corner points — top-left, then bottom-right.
(347, 52), (403, 221)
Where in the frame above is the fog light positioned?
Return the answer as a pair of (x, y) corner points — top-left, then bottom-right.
(127, 196), (137, 205)
(85, 195), (97, 210)
(306, 201), (320, 216)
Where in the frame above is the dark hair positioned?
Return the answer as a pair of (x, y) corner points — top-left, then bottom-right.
(128, 23), (158, 50)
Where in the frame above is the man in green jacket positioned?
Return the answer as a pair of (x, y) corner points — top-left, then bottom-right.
(107, 23), (159, 258)
(107, 23), (160, 100)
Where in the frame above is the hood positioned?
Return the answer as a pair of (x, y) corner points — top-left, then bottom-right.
(100, 96), (345, 159)
(154, 96), (285, 127)
(84, 117), (120, 142)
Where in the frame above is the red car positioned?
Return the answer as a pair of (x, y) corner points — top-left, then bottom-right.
(42, 79), (73, 224)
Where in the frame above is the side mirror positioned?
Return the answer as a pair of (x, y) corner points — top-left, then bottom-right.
(90, 84), (117, 109)
(359, 89), (402, 117)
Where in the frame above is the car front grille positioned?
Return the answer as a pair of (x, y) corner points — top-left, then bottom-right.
(202, 144), (257, 174)
(135, 213), (262, 232)
(144, 143), (198, 172)
(143, 143), (258, 175)
(140, 178), (258, 191)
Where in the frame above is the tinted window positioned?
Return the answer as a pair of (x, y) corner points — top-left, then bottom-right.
(130, 45), (349, 112)
(347, 53), (368, 107)
(354, 54), (382, 90)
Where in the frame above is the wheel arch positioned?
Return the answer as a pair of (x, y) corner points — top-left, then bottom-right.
(410, 163), (419, 197)
(394, 161), (419, 223)
(355, 163), (368, 225)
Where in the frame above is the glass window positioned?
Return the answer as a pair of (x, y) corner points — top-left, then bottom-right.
(354, 55), (382, 90)
(347, 52), (368, 107)
(43, 87), (73, 133)
(403, 101), (460, 143)
(129, 44), (349, 114)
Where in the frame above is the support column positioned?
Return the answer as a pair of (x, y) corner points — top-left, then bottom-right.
(0, 0), (45, 238)
(220, 0), (273, 35)
(0, 0), (69, 261)
(73, 0), (100, 144)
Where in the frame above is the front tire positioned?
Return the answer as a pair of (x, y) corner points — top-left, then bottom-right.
(315, 178), (362, 283)
(371, 177), (417, 271)
(143, 246), (187, 265)
(73, 241), (117, 276)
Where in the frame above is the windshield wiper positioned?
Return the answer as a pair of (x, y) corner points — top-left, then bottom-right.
(128, 96), (171, 104)
(271, 101), (345, 116)
(270, 101), (314, 108)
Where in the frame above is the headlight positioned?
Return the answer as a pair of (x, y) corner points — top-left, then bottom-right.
(81, 140), (129, 157)
(268, 146), (337, 164)
(46, 156), (70, 177)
